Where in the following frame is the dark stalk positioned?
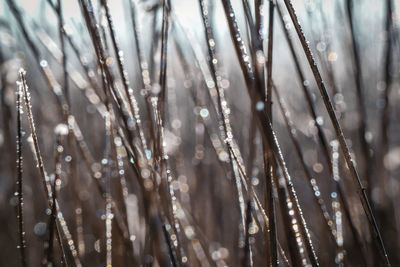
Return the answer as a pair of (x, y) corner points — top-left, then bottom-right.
(19, 69), (80, 266)
(156, 2), (187, 265)
(380, 0), (394, 197)
(265, 1), (278, 266)
(149, 10), (160, 87)
(266, 0), (274, 108)
(16, 78), (27, 267)
(154, 0), (171, 161)
(255, 0), (264, 41)
(281, 0), (390, 265)
(56, 0), (69, 107)
(243, 201), (254, 267)
(47, 134), (67, 267)
(127, 0), (149, 92)
(19, 70), (70, 266)
(345, 0), (373, 202)
(19, 69), (51, 199)
(103, 113), (113, 267)
(197, 0), (248, 258)
(275, 178), (304, 266)
(162, 221), (179, 267)
(240, 0), (263, 97)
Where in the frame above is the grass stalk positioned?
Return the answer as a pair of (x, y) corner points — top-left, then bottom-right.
(16, 75), (27, 267)
(281, 0), (390, 265)
(265, 1), (278, 266)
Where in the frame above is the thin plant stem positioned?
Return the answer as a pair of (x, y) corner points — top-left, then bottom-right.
(281, 0), (390, 265)
(16, 76), (27, 267)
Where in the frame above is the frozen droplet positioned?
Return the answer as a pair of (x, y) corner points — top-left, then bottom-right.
(34, 222), (47, 236)
(256, 101), (264, 111)
(54, 123), (69, 136)
(199, 108), (209, 118)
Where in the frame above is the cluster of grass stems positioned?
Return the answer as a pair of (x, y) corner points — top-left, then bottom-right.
(0, 0), (399, 266)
